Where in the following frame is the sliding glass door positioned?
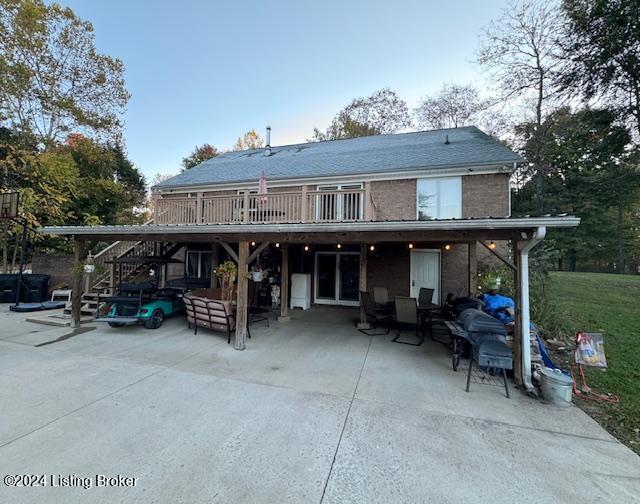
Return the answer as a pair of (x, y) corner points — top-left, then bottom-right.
(314, 252), (359, 305)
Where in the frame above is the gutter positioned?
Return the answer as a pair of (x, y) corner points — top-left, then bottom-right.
(519, 226), (546, 395)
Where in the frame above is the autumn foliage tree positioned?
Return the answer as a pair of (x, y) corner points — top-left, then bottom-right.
(181, 143), (219, 170)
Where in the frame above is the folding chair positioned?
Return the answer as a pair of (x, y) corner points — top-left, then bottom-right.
(359, 290), (392, 336)
(392, 296), (424, 346)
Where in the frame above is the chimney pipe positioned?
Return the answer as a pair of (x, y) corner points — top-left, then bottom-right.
(445, 134), (450, 145)
(264, 126), (272, 156)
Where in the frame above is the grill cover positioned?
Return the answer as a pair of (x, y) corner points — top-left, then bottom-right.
(457, 308), (507, 335)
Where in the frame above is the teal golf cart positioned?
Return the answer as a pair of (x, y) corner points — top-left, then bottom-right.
(95, 256), (185, 329)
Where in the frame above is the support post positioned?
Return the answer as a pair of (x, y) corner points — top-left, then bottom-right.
(110, 255), (117, 295)
(364, 182), (372, 221)
(468, 241), (477, 296)
(278, 244), (290, 322)
(357, 243), (369, 328)
(234, 241), (249, 350)
(512, 244), (523, 386)
(71, 240), (86, 328)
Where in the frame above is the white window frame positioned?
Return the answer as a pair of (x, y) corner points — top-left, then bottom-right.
(416, 176), (462, 220)
(316, 182), (364, 221)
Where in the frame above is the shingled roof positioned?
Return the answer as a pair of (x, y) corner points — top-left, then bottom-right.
(156, 126), (522, 189)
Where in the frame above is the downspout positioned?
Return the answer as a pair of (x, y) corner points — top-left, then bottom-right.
(519, 226), (546, 394)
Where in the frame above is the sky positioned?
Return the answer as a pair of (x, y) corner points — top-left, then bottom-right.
(54, 0), (511, 180)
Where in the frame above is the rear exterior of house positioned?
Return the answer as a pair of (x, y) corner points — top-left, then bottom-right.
(152, 127), (514, 306)
(42, 126), (579, 391)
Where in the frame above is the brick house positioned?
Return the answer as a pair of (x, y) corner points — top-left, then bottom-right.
(43, 126), (579, 391)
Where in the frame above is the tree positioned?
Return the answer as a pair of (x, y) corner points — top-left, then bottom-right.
(233, 130), (263, 151)
(414, 83), (488, 130)
(561, 0), (640, 138)
(477, 0), (564, 214)
(0, 0), (130, 146)
(512, 107), (640, 273)
(312, 88), (412, 141)
(181, 143), (219, 170)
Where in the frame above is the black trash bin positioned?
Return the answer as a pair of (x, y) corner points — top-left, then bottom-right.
(0, 274), (18, 303)
(18, 274), (51, 303)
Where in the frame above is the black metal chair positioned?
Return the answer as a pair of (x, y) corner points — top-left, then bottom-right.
(418, 287), (434, 306)
(359, 290), (392, 335)
(427, 292), (455, 342)
(372, 286), (393, 314)
(392, 296), (424, 346)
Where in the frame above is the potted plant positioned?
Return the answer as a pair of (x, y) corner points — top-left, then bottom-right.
(251, 263), (266, 282)
(216, 260), (237, 301)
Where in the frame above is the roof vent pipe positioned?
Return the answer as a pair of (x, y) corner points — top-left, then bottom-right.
(264, 126), (272, 156)
(445, 134), (450, 145)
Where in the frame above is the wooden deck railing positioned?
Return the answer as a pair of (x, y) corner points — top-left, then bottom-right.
(154, 187), (375, 225)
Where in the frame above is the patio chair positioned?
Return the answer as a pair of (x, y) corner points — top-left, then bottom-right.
(372, 286), (391, 312)
(427, 292), (455, 342)
(358, 290), (392, 336)
(184, 294), (249, 343)
(418, 287), (434, 306)
(392, 296), (424, 346)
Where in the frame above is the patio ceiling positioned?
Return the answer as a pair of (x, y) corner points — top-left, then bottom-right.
(42, 216), (580, 243)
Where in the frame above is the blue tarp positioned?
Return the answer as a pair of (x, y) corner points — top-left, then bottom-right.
(481, 293), (515, 324)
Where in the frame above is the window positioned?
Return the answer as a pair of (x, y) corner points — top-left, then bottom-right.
(417, 177), (462, 220)
(186, 251), (212, 278)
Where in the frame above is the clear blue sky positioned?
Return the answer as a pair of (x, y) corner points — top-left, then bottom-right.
(55, 0), (510, 180)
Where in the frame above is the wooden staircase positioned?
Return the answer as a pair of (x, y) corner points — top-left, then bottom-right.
(66, 238), (182, 316)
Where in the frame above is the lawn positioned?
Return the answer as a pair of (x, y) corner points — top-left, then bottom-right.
(547, 271), (640, 453)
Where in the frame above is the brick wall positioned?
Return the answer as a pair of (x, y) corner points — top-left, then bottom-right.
(370, 179), (416, 221)
(462, 173), (510, 218)
(441, 245), (470, 300)
(366, 243), (411, 298)
(31, 253), (75, 290)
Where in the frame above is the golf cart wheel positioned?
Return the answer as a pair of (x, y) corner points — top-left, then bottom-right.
(108, 322), (125, 328)
(145, 309), (164, 329)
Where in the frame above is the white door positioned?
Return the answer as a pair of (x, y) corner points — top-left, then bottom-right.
(410, 249), (440, 302)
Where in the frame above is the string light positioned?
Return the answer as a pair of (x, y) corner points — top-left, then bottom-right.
(275, 243), (280, 248)
(251, 241), (256, 246)
(489, 241), (497, 250)
(337, 244), (342, 249)
(369, 245), (375, 252)
(444, 244), (452, 251)
(408, 243), (414, 249)
(304, 245), (309, 252)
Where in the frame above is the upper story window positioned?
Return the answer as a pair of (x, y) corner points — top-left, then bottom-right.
(417, 177), (462, 220)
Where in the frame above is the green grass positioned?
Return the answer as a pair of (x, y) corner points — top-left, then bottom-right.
(547, 271), (640, 453)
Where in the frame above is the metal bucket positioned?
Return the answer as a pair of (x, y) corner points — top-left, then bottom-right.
(540, 367), (573, 407)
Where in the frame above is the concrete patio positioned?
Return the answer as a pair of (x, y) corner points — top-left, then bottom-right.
(0, 305), (639, 503)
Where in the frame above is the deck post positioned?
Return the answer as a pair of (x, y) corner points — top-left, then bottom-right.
(301, 186), (308, 222)
(234, 240), (249, 350)
(277, 243), (290, 322)
(364, 182), (372, 221)
(71, 239), (86, 328)
(242, 192), (250, 223)
(196, 192), (203, 223)
(468, 241), (477, 296)
(357, 243), (369, 328)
